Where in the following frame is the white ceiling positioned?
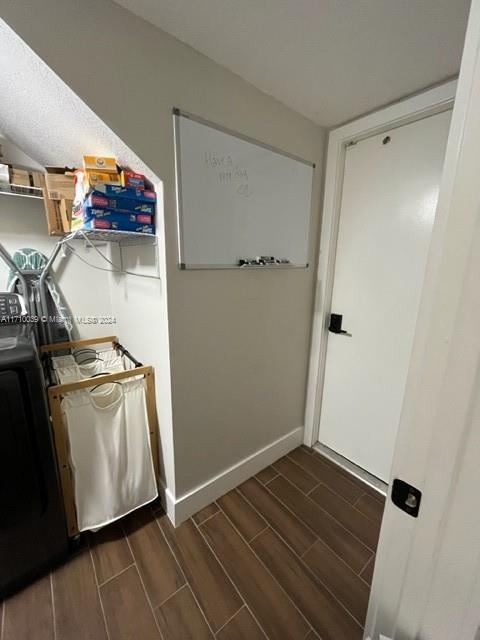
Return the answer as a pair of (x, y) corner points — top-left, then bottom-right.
(113, 0), (470, 127)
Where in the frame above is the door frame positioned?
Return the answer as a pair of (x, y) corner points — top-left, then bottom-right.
(304, 79), (457, 449)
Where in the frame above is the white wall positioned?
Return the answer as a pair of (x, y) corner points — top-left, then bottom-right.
(0, 193), (114, 338)
(0, 0), (325, 514)
(107, 184), (173, 487)
(0, 134), (43, 170)
(0, 29), (176, 495)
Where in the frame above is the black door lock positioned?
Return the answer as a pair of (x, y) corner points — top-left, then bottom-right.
(391, 479), (422, 518)
(328, 313), (352, 336)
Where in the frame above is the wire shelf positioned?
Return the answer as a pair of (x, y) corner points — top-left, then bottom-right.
(66, 228), (157, 246)
(0, 184), (43, 200)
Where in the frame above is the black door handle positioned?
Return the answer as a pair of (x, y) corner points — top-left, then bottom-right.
(328, 313), (352, 337)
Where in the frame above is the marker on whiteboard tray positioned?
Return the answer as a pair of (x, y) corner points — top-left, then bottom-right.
(238, 256), (291, 267)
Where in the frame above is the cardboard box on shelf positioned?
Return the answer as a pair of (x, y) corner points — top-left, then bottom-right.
(10, 168), (32, 194)
(86, 192), (156, 215)
(10, 167), (30, 186)
(82, 218), (155, 234)
(9, 166), (45, 195)
(95, 184), (156, 202)
(83, 155), (120, 189)
(45, 167), (76, 200)
(85, 170), (121, 189)
(59, 200), (72, 233)
(72, 203), (154, 234)
(80, 206), (153, 225)
(31, 172), (44, 189)
(43, 196), (72, 236)
(120, 169), (145, 190)
(83, 155), (118, 173)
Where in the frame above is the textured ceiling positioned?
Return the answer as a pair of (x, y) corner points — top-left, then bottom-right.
(0, 19), (158, 179)
(113, 0), (470, 126)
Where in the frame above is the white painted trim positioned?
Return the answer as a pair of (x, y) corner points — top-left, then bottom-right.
(165, 426), (303, 526)
(303, 80), (457, 448)
(153, 478), (173, 522)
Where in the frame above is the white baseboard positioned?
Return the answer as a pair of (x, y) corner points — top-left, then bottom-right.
(155, 480), (172, 521)
(163, 426), (304, 526)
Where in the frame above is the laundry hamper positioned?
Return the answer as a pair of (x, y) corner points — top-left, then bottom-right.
(41, 335), (161, 537)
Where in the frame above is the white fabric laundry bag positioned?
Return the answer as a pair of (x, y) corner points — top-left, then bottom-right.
(53, 351), (124, 384)
(61, 378), (158, 531)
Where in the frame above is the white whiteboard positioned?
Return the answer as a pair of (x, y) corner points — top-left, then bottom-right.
(174, 111), (314, 268)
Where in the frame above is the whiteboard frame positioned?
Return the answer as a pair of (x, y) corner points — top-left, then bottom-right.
(173, 108), (315, 270)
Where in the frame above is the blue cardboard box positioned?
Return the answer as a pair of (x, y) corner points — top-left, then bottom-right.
(82, 206), (153, 224)
(82, 218), (155, 234)
(86, 193), (156, 215)
(94, 184), (156, 203)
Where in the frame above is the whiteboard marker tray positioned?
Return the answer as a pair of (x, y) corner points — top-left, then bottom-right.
(180, 262), (308, 270)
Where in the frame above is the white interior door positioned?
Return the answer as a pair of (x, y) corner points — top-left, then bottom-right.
(319, 110), (451, 482)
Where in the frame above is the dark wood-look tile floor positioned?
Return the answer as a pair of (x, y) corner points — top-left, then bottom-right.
(0, 447), (385, 640)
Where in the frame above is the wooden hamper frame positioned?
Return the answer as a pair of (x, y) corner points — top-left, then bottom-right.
(41, 336), (160, 537)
